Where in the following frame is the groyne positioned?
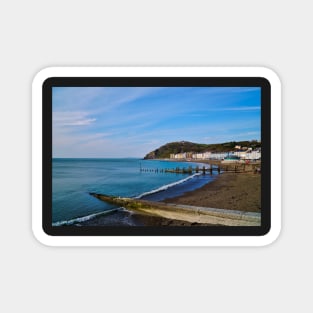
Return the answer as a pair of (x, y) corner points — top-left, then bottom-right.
(89, 193), (261, 226)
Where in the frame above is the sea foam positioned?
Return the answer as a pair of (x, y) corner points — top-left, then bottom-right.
(135, 172), (201, 199)
(52, 208), (120, 226)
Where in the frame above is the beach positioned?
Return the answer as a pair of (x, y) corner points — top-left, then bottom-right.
(163, 172), (261, 213)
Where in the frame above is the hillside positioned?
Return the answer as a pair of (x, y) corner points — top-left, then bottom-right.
(143, 140), (261, 159)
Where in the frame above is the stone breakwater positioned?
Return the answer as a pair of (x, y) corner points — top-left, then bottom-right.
(89, 193), (261, 226)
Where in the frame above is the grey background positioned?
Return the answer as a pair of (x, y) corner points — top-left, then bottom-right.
(1, 1), (311, 312)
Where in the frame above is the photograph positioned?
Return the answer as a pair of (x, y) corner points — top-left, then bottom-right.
(52, 86), (262, 227)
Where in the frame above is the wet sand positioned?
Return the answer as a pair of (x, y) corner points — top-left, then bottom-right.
(164, 172), (261, 212)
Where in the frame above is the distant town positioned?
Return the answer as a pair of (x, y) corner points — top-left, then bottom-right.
(170, 145), (261, 162)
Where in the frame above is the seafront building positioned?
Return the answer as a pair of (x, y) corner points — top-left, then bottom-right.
(170, 152), (187, 159)
(209, 152), (228, 160)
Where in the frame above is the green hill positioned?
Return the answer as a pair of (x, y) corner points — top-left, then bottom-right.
(143, 140), (260, 159)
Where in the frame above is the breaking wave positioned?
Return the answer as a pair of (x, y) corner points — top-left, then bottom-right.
(52, 208), (120, 226)
(135, 172), (202, 199)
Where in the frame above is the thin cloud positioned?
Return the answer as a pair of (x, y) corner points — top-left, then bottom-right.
(53, 111), (97, 127)
(64, 118), (96, 126)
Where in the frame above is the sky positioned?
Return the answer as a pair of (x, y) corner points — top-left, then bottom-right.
(52, 87), (261, 158)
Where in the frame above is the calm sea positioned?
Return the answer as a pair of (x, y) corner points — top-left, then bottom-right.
(52, 158), (218, 225)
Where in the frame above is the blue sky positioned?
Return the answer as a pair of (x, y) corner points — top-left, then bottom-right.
(52, 87), (261, 158)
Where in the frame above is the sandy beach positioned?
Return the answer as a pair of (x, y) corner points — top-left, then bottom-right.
(164, 172), (261, 213)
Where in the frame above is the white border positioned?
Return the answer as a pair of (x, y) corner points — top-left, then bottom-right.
(32, 67), (281, 247)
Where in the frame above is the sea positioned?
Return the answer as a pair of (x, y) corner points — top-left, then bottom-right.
(52, 158), (218, 226)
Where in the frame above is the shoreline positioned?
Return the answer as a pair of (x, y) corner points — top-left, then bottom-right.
(85, 176), (261, 226)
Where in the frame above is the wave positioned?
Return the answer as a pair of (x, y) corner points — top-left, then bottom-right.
(52, 208), (121, 226)
(135, 172), (202, 199)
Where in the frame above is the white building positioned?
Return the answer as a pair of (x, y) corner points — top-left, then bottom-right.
(192, 153), (203, 159)
(234, 151), (247, 159)
(203, 151), (211, 159)
(244, 150), (261, 160)
(191, 151), (211, 160)
(209, 152), (228, 160)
